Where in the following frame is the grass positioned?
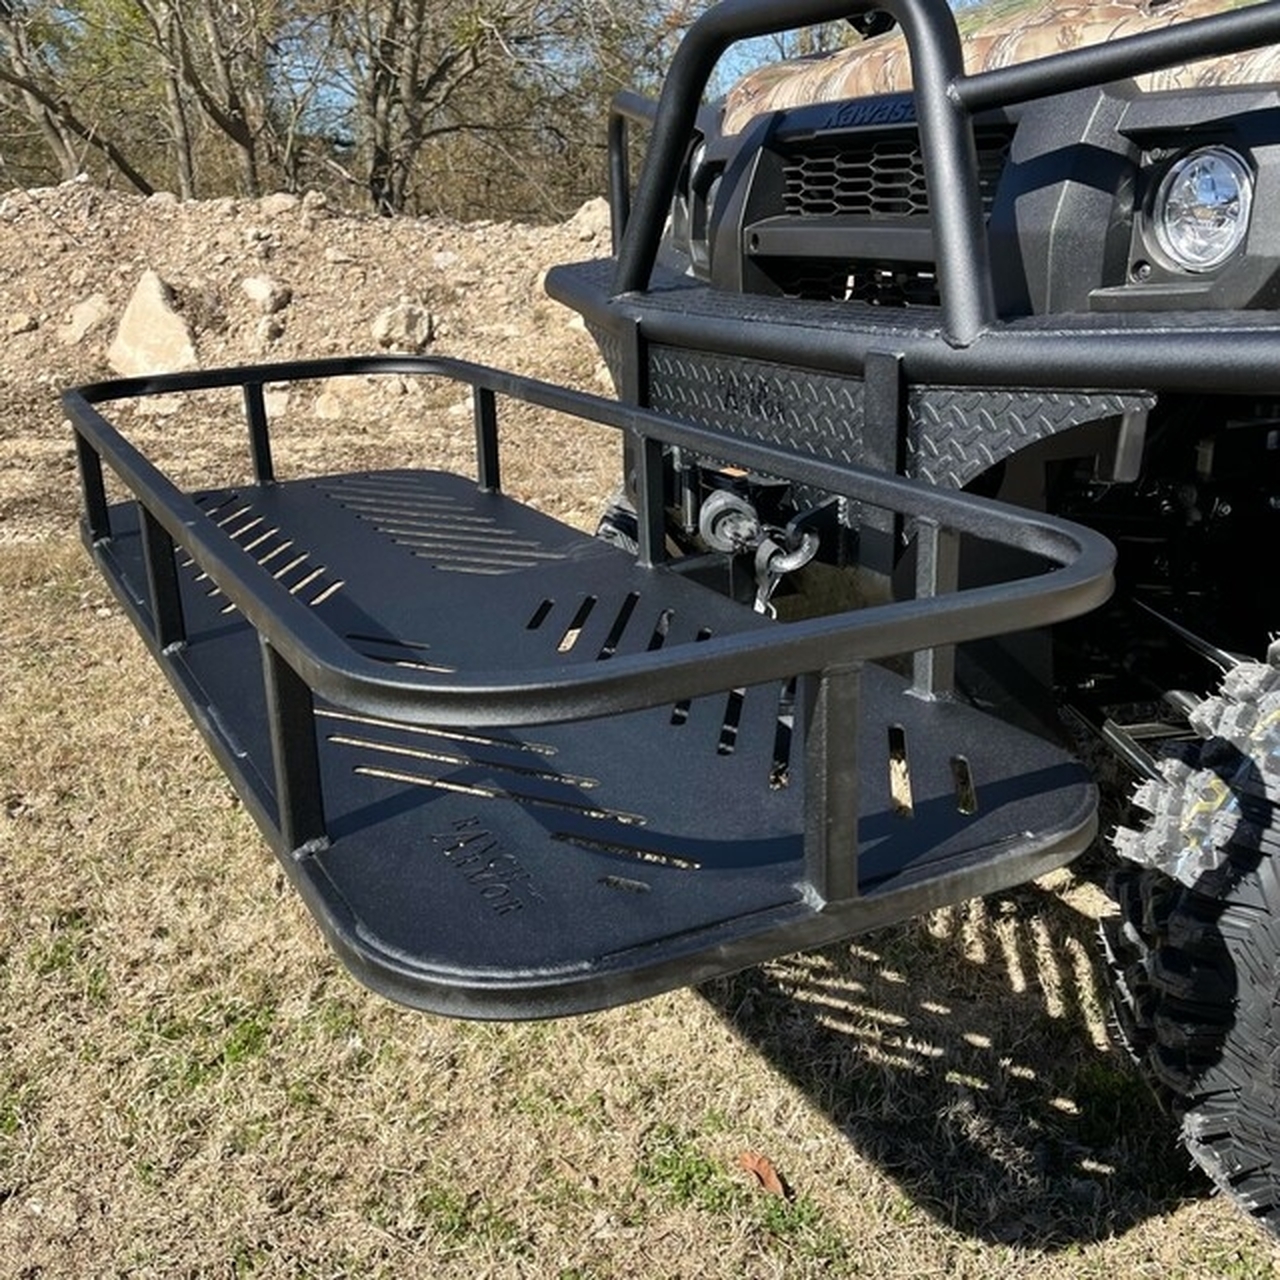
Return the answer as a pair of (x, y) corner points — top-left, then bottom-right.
(3, 525), (1280, 1272)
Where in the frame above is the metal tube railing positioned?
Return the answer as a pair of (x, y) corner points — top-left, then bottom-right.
(66, 356), (1114, 730)
(607, 91), (656, 256)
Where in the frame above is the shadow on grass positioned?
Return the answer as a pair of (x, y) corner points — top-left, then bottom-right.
(696, 870), (1201, 1248)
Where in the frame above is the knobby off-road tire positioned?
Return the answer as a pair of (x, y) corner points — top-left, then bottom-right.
(1103, 650), (1280, 1233)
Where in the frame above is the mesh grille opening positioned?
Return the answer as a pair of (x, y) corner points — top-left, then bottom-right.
(780, 124), (1014, 220)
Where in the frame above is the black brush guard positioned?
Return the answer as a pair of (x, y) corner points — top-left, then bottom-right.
(603, 0), (1280, 355)
(66, 355), (1113, 1019)
(554, 0), (1280, 410)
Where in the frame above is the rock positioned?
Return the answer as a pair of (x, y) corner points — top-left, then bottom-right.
(263, 386), (290, 417)
(569, 196), (611, 242)
(241, 275), (291, 314)
(58, 293), (111, 345)
(371, 301), (433, 351)
(312, 376), (363, 420)
(312, 391), (343, 420)
(107, 269), (198, 376)
(258, 192), (300, 218)
(324, 246), (354, 264)
(6, 312), (37, 335)
(134, 395), (185, 417)
(146, 191), (179, 209)
(242, 226), (275, 260)
(311, 373), (415, 419)
(255, 315), (286, 346)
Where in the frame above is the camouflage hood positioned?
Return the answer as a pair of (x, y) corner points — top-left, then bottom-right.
(722, 0), (1280, 134)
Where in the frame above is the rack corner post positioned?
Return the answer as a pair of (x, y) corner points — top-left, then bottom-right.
(474, 386), (501, 494)
(912, 518), (960, 698)
(140, 508), (186, 651)
(801, 663), (863, 905)
(260, 637), (328, 857)
(243, 382), (276, 485)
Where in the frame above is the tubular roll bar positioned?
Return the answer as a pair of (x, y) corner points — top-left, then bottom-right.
(607, 90), (657, 256)
(612, 0), (1280, 346)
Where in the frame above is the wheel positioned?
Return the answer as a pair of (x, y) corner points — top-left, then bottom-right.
(1102, 647), (1280, 1233)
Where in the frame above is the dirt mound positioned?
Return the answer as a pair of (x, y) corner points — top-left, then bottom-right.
(0, 180), (616, 540)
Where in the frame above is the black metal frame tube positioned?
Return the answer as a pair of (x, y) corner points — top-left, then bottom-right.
(140, 507), (186, 651)
(802, 663), (863, 904)
(243, 381), (275, 485)
(474, 386), (500, 493)
(261, 637), (327, 856)
(911, 519), (960, 698)
(75, 433), (110, 544)
(608, 92), (656, 254)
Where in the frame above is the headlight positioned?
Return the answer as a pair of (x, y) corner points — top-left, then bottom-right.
(1153, 146), (1253, 273)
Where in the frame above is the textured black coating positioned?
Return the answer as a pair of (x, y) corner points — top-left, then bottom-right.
(549, 262), (1280, 397)
(640, 340), (1151, 489)
(67, 355), (1110, 1017)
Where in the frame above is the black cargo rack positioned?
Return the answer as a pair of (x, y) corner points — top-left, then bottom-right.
(67, 355), (1113, 1019)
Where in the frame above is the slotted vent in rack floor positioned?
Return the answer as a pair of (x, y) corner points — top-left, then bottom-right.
(320, 474), (571, 575)
(346, 632), (455, 674)
(319, 708), (716, 880)
(187, 492), (345, 613)
(320, 709), (647, 827)
(525, 593), (799, 789)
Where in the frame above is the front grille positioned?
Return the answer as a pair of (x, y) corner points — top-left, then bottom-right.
(781, 124), (1015, 219)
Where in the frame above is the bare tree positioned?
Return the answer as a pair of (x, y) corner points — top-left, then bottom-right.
(0, 0), (156, 191)
(124, 0), (276, 195)
(328, 0), (703, 217)
(0, 0), (711, 215)
(329, 0), (492, 214)
(129, 0), (196, 196)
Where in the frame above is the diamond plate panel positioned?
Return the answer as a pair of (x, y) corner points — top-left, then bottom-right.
(647, 346), (866, 463)
(589, 322), (624, 394)
(642, 347), (1153, 495)
(907, 387), (1156, 488)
